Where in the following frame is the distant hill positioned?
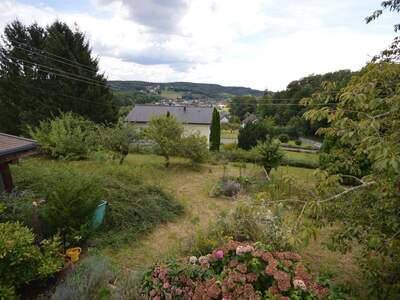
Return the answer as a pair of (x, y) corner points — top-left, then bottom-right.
(108, 81), (263, 98)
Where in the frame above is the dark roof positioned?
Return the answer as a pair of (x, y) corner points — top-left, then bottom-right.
(242, 114), (257, 124)
(126, 105), (213, 125)
(0, 133), (39, 159)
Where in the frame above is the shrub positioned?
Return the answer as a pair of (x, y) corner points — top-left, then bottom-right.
(99, 122), (141, 165)
(283, 157), (319, 169)
(30, 112), (97, 160)
(238, 122), (275, 150)
(0, 222), (63, 298)
(186, 200), (291, 256)
(145, 115), (184, 167)
(223, 143), (237, 151)
(254, 139), (284, 175)
(278, 134), (290, 143)
(222, 148), (261, 163)
(51, 256), (115, 300)
(97, 181), (184, 245)
(142, 241), (337, 299)
(295, 139), (302, 146)
(0, 191), (35, 226)
(210, 178), (241, 197)
(41, 170), (103, 246)
(180, 134), (209, 164)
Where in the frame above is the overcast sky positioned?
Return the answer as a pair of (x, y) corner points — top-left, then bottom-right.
(0, 0), (398, 91)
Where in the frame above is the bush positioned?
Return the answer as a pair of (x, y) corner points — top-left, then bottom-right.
(30, 112), (97, 160)
(41, 170), (103, 246)
(278, 134), (290, 143)
(97, 181), (184, 245)
(142, 241), (338, 299)
(238, 122), (275, 150)
(186, 200), (291, 256)
(180, 134), (209, 164)
(99, 122), (141, 165)
(283, 157), (319, 169)
(0, 222), (63, 298)
(223, 143), (237, 151)
(254, 140), (284, 175)
(222, 148), (261, 163)
(51, 256), (115, 300)
(210, 178), (241, 197)
(295, 139), (302, 146)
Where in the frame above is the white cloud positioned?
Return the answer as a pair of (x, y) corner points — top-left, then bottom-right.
(0, 0), (397, 90)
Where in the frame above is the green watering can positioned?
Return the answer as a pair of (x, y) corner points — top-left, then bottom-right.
(91, 200), (107, 229)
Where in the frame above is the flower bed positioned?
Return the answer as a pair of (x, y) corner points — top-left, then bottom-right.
(142, 241), (334, 299)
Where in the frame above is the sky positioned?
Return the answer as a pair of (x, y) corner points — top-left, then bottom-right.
(0, 0), (398, 91)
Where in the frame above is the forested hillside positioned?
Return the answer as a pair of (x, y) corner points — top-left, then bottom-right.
(108, 80), (264, 98)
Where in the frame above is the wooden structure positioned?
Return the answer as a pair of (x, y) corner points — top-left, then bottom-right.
(0, 133), (39, 193)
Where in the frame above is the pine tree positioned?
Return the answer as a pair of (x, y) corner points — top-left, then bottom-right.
(0, 20), (117, 134)
(209, 108), (221, 151)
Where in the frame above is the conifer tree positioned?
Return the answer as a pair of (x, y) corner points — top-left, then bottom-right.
(0, 20), (116, 134)
(209, 108), (220, 151)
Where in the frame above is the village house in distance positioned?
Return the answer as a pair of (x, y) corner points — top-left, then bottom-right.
(126, 105), (213, 139)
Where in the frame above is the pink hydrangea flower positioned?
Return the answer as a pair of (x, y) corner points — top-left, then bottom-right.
(293, 279), (307, 290)
(236, 245), (254, 256)
(189, 256), (197, 264)
(215, 250), (224, 260)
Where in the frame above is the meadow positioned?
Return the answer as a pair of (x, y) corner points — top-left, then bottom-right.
(7, 152), (361, 298)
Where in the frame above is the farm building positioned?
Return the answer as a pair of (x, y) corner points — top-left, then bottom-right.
(0, 133), (39, 193)
(126, 105), (213, 139)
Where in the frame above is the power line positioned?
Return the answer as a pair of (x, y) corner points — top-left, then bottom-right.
(11, 44), (100, 75)
(5, 55), (110, 88)
(8, 78), (114, 108)
(6, 38), (98, 72)
(1, 56), (113, 90)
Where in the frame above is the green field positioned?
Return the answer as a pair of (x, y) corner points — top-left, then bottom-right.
(284, 150), (319, 163)
(160, 90), (184, 99)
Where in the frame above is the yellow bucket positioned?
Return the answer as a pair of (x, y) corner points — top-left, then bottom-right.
(66, 247), (82, 263)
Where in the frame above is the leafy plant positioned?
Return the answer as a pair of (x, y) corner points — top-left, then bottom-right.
(145, 115), (184, 167)
(278, 134), (290, 143)
(41, 169), (103, 246)
(99, 122), (141, 165)
(142, 241), (339, 299)
(0, 222), (63, 298)
(30, 112), (97, 160)
(51, 255), (115, 300)
(302, 62), (400, 297)
(180, 134), (209, 164)
(254, 139), (285, 175)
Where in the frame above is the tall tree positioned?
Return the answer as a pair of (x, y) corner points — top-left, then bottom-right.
(367, 1), (400, 62)
(303, 63), (400, 297)
(209, 108), (220, 151)
(0, 20), (116, 134)
(229, 95), (257, 120)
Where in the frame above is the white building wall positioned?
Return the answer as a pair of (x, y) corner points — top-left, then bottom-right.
(133, 123), (210, 142)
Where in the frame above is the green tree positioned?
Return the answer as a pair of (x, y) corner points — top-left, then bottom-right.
(145, 115), (184, 167)
(209, 108), (221, 151)
(254, 138), (284, 176)
(367, 1), (400, 62)
(303, 62), (400, 298)
(0, 20), (116, 134)
(229, 95), (257, 120)
(100, 122), (141, 165)
(238, 121), (275, 150)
